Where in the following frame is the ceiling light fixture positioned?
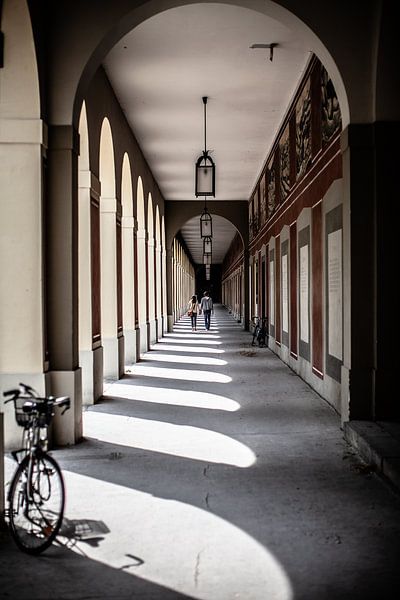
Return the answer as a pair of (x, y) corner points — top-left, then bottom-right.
(249, 42), (278, 62)
(195, 96), (215, 197)
(200, 202), (212, 238)
(203, 236), (212, 255)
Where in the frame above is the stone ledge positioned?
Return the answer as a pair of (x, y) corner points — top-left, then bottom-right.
(344, 420), (400, 491)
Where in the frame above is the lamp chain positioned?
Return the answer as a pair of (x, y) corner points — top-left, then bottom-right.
(203, 96), (207, 155)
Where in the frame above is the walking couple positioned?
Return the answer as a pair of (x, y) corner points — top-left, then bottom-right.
(187, 291), (213, 331)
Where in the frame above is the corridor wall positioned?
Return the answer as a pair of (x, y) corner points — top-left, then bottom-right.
(222, 234), (244, 323)
(222, 56), (344, 413)
(171, 237), (195, 325)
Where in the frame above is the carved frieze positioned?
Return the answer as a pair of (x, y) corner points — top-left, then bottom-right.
(267, 159), (275, 217)
(321, 67), (342, 144)
(260, 175), (266, 226)
(296, 78), (312, 179)
(280, 124), (290, 201)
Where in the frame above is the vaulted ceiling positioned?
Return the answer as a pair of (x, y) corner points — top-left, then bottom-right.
(103, 3), (310, 263)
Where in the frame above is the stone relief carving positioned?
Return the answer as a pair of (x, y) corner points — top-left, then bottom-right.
(296, 78), (312, 179)
(280, 124), (290, 201)
(321, 66), (342, 144)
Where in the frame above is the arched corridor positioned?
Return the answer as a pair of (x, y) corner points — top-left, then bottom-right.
(2, 307), (399, 598)
(1, 0), (400, 595)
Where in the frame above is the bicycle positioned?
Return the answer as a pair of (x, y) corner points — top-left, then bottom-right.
(3, 383), (70, 554)
(251, 315), (268, 347)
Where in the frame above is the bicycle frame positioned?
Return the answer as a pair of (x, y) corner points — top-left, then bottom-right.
(3, 384), (70, 554)
(251, 316), (268, 347)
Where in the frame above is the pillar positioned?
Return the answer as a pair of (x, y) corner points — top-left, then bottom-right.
(47, 125), (82, 445)
(341, 125), (376, 421)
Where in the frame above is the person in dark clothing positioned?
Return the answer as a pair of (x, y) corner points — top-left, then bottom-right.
(200, 291), (213, 330)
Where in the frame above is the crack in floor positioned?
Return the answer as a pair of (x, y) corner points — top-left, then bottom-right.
(194, 549), (204, 587)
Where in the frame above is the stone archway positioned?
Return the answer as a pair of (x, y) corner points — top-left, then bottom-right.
(26, 0), (397, 424)
(165, 201), (249, 330)
(165, 200), (248, 252)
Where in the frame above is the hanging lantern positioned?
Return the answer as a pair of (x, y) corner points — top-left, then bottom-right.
(203, 252), (212, 265)
(203, 236), (212, 255)
(195, 153), (215, 197)
(200, 205), (213, 238)
(195, 97), (215, 197)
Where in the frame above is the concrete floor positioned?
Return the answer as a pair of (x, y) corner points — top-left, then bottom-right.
(1, 305), (400, 599)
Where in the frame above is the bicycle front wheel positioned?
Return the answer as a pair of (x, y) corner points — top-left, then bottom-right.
(252, 326), (259, 346)
(8, 453), (65, 554)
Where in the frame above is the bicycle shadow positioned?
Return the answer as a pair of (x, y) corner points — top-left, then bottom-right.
(56, 517), (145, 567)
(57, 516), (110, 549)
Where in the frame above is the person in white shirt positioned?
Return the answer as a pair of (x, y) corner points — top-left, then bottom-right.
(200, 291), (213, 330)
(187, 295), (199, 331)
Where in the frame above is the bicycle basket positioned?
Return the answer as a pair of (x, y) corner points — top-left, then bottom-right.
(14, 397), (36, 427)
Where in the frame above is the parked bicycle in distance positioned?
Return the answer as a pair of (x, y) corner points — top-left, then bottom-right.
(3, 383), (70, 554)
(251, 315), (268, 347)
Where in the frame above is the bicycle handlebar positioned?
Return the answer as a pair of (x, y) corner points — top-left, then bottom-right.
(3, 389), (20, 402)
(3, 384), (70, 413)
(53, 396), (71, 414)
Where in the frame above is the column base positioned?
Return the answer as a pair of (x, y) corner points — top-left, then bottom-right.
(49, 368), (82, 446)
(155, 317), (164, 341)
(149, 318), (157, 346)
(124, 329), (137, 365)
(341, 365), (350, 424)
(103, 336), (120, 381)
(160, 315), (166, 336)
(118, 335), (125, 378)
(138, 322), (149, 356)
(80, 346), (103, 405)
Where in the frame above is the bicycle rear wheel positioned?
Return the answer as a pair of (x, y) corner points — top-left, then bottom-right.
(252, 325), (259, 346)
(8, 453), (65, 554)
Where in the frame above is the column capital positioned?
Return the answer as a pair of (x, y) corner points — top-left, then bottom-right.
(0, 118), (47, 145)
(49, 124), (79, 154)
(122, 215), (136, 229)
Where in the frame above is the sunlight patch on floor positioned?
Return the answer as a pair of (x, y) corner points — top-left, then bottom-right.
(149, 344), (224, 354)
(61, 471), (292, 600)
(140, 353), (227, 366)
(157, 337), (222, 346)
(103, 383), (240, 411)
(84, 412), (254, 467)
(128, 364), (232, 383)
(173, 325), (220, 334)
(166, 332), (221, 339)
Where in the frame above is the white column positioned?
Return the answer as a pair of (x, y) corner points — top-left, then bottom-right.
(156, 241), (162, 339)
(0, 118), (48, 449)
(122, 215), (136, 364)
(147, 238), (157, 344)
(162, 247), (167, 333)
(101, 197), (119, 379)
(78, 170), (103, 404)
(137, 228), (148, 354)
